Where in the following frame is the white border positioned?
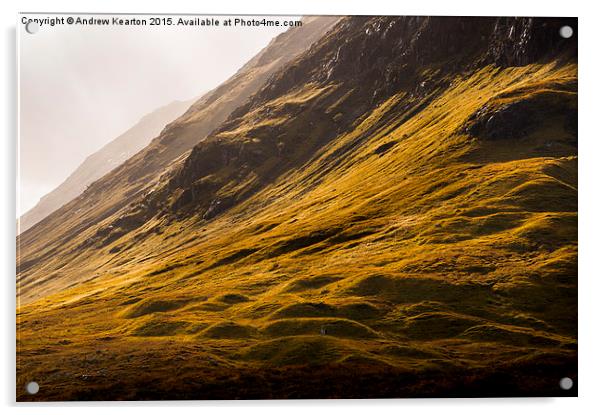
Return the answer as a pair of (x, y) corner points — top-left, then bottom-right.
(3, 1), (600, 414)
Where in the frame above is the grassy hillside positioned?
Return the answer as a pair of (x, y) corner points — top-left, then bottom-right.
(16, 16), (340, 304)
(17, 17), (577, 400)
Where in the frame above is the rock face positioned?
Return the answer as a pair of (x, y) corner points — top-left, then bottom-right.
(17, 16), (577, 400)
(486, 17), (577, 66)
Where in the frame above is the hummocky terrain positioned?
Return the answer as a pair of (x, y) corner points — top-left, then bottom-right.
(19, 99), (194, 234)
(17, 16), (577, 400)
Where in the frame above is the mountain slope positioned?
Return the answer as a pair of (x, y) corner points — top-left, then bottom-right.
(18, 99), (194, 234)
(17, 16), (577, 400)
(16, 16), (340, 303)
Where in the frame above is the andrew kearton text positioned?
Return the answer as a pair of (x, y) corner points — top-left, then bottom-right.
(21, 15), (302, 28)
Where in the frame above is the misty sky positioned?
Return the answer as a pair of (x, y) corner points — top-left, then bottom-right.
(18, 14), (297, 216)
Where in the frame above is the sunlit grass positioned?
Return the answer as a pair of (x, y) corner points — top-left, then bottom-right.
(16, 62), (577, 400)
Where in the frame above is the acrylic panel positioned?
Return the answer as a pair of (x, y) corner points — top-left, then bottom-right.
(17, 14), (578, 401)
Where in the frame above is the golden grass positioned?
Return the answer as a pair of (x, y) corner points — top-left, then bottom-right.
(16, 62), (577, 399)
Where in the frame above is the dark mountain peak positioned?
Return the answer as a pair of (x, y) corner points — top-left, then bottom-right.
(487, 17), (577, 66)
(247, 16), (576, 109)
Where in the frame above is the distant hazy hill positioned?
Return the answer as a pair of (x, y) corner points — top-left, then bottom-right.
(18, 99), (193, 233)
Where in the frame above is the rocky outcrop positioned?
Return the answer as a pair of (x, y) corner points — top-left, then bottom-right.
(465, 85), (577, 141)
